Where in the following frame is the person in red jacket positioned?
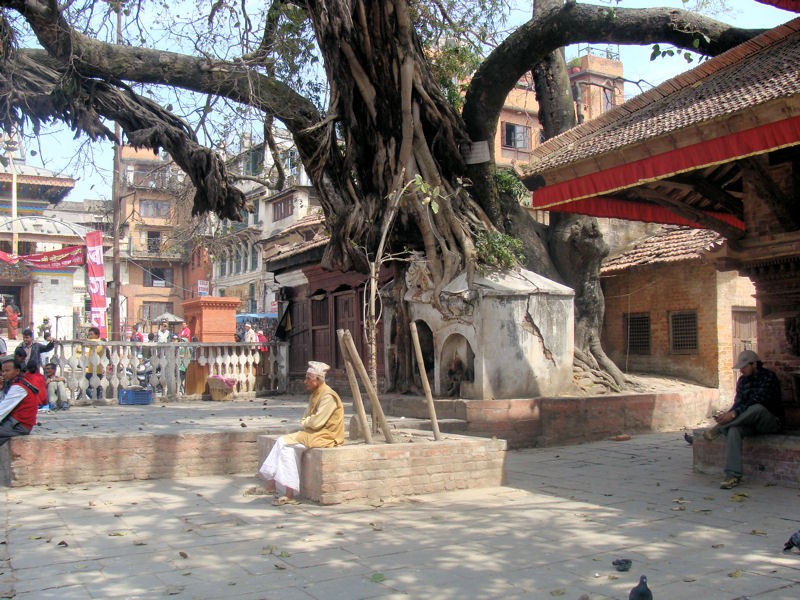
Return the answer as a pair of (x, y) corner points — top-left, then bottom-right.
(0, 356), (39, 446)
(17, 351), (49, 410)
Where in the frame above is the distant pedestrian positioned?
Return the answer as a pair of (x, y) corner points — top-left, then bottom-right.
(178, 321), (191, 341)
(40, 331), (54, 366)
(156, 321), (171, 343)
(243, 322), (257, 343)
(131, 324), (145, 343)
(16, 328), (55, 373)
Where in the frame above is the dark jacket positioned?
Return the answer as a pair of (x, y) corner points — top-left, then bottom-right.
(15, 340), (55, 372)
(732, 365), (785, 424)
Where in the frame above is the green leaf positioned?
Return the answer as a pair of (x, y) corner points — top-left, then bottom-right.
(430, 199), (439, 214)
(370, 573), (386, 583)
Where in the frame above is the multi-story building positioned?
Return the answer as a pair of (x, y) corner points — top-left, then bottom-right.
(209, 134), (318, 323)
(116, 147), (190, 334)
(495, 47), (624, 172)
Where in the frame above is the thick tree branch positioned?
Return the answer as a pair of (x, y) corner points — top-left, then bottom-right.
(462, 3), (765, 224)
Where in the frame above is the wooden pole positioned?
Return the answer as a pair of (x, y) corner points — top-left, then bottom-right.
(336, 329), (373, 444)
(341, 329), (394, 443)
(409, 321), (441, 441)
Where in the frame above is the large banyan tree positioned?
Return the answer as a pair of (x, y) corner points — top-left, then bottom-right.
(0, 0), (775, 389)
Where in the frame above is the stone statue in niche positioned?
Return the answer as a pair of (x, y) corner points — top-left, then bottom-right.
(446, 352), (473, 398)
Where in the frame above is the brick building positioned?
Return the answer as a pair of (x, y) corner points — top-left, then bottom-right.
(601, 226), (756, 401)
(116, 147), (189, 334)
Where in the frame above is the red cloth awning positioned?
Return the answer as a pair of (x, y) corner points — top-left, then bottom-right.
(542, 196), (744, 230)
(531, 114), (800, 227)
(758, 0), (800, 12)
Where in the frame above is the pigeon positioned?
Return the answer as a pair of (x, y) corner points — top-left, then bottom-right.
(684, 432), (693, 445)
(784, 529), (800, 552)
(629, 575), (653, 600)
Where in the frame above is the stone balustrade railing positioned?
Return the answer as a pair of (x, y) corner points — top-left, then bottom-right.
(47, 340), (289, 404)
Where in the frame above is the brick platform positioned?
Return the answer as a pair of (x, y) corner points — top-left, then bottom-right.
(1, 430), (271, 487)
(258, 431), (507, 504)
(692, 429), (800, 488)
(381, 387), (719, 448)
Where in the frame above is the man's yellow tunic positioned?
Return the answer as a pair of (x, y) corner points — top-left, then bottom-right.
(283, 383), (344, 447)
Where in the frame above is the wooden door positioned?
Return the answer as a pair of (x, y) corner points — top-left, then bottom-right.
(334, 290), (359, 368)
(732, 309), (757, 362)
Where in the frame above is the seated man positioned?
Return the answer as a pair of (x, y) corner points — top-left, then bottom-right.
(0, 356), (40, 446)
(259, 361), (344, 505)
(704, 350), (784, 489)
(44, 363), (70, 410)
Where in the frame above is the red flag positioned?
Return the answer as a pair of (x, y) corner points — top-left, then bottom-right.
(85, 231), (108, 338)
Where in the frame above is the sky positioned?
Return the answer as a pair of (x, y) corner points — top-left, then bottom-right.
(23, 0), (800, 203)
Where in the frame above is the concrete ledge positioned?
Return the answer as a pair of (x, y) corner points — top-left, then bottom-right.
(692, 429), (800, 488)
(258, 431), (507, 504)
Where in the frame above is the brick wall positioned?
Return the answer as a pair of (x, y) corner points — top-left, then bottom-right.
(379, 389), (719, 449)
(715, 269), (758, 402)
(4, 430), (267, 487)
(759, 316), (800, 426)
(258, 433), (507, 504)
(603, 261), (721, 386)
(693, 430), (800, 488)
(741, 157), (800, 427)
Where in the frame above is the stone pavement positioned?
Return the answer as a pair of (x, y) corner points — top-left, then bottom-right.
(2, 431), (800, 599)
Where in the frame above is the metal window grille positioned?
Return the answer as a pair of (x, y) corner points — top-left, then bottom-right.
(670, 311), (698, 353)
(624, 313), (650, 355)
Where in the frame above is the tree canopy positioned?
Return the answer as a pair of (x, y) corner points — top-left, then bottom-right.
(0, 0), (779, 389)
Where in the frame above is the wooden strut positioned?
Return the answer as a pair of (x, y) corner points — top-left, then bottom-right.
(409, 321), (442, 441)
(336, 329), (373, 444)
(339, 329), (394, 444)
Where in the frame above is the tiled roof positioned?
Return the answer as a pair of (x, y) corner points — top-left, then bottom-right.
(523, 18), (800, 180)
(263, 236), (327, 262)
(280, 210), (325, 235)
(601, 226), (723, 274)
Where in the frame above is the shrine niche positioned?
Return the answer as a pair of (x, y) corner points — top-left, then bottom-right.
(384, 257), (575, 399)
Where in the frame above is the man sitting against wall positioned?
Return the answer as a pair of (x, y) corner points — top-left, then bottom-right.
(258, 361), (344, 505)
(44, 363), (70, 411)
(703, 350), (784, 490)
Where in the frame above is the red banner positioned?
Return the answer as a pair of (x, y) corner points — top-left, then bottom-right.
(0, 246), (85, 269)
(85, 230), (108, 339)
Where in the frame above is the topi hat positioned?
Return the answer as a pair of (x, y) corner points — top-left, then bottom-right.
(306, 361), (330, 379)
(734, 349), (760, 369)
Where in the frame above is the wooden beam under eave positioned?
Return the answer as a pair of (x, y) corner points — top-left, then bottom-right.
(633, 188), (745, 241)
(663, 174), (744, 220)
(739, 156), (800, 231)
